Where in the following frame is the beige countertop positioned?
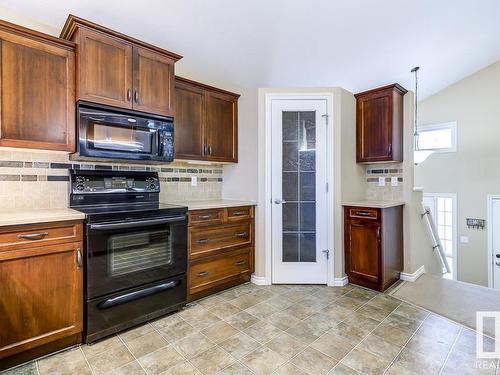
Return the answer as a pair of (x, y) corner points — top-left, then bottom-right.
(0, 208), (85, 227)
(342, 200), (405, 209)
(165, 199), (256, 211)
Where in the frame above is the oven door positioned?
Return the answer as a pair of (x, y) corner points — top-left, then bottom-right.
(86, 215), (187, 299)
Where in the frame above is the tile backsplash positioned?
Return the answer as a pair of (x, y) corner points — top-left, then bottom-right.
(0, 148), (223, 209)
(365, 163), (404, 201)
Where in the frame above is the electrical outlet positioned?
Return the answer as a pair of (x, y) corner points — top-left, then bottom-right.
(391, 176), (398, 187)
(460, 236), (469, 244)
(378, 177), (385, 186)
(191, 176), (197, 186)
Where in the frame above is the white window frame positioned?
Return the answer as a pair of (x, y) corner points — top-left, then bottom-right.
(423, 193), (458, 280)
(418, 121), (457, 153)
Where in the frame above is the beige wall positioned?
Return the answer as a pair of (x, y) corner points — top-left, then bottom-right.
(415, 60), (500, 286)
(255, 87), (364, 282)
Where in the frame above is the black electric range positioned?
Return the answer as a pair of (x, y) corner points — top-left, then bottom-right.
(69, 169), (188, 343)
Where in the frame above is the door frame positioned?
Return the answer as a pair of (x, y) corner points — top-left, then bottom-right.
(487, 195), (500, 288)
(264, 93), (335, 286)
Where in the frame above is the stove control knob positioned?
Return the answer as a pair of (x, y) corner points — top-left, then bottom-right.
(76, 184), (85, 191)
(75, 176), (84, 183)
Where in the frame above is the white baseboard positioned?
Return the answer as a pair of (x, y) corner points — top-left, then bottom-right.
(400, 266), (426, 282)
(332, 276), (349, 286)
(250, 275), (269, 286)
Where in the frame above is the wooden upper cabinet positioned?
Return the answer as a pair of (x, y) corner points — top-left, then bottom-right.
(0, 20), (75, 151)
(77, 28), (133, 108)
(205, 91), (238, 162)
(355, 84), (407, 163)
(174, 76), (239, 163)
(174, 79), (205, 159)
(133, 47), (175, 117)
(61, 15), (181, 117)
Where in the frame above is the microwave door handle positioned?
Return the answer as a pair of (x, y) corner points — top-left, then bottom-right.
(89, 216), (186, 231)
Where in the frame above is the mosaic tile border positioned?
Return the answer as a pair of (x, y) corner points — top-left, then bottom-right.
(0, 161), (223, 183)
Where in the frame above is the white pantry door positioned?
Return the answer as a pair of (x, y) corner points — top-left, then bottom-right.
(271, 99), (329, 284)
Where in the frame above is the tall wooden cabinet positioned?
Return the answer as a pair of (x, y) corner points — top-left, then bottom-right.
(344, 205), (403, 292)
(0, 221), (83, 369)
(355, 84), (407, 163)
(175, 76), (239, 162)
(0, 20), (76, 152)
(61, 15), (181, 117)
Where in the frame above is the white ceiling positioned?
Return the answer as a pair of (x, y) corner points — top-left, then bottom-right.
(1, 0), (499, 98)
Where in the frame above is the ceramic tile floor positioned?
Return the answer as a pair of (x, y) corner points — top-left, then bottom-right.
(3, 283), (500, 375)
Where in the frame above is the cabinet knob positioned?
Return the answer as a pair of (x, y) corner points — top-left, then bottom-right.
(235, 260), (247, 266)
(134, 90), (139, 103)
(127, 88), (132, 102)
(197, 271), (208, 277)
(388, 143), (392, 156)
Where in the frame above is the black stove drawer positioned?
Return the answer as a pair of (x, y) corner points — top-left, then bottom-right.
(85, 274), (186, 343)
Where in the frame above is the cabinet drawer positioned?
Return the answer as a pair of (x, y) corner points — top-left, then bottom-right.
(190, 222), (252, 258)
(189, 251), (251, 293)
(189, 209), (224, 226)
(226, 206), (253, 221)
(348, 207), (380, 221)
(0, 221), (83, 252)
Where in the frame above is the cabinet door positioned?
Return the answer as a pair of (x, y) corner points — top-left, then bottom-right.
(78, 28), (133, 109)
(133, 47), (175, 117)
(346, 221), (381, 284)
(0, 32), (75, 151)
(174, 80), (205, 160)
(356, 91), (392, 162)
(0, 242), (83, 359)
(205, 91), (238, 162)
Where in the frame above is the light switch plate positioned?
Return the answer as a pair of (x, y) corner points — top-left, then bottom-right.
(391, 176), (398, 187)
(460, 236), (469, 244)
(378, 177), (385, 186)
(191, 176), (197, 186)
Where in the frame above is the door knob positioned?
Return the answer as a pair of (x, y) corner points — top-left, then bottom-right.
(274, 199), (286, 205)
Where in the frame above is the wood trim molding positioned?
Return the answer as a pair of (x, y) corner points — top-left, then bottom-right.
(333, 276), (349, 286)
(400, 265), (426, 282)
(355, 83), (408, 98)
(250, 274), (268, 286)
(0, 18), (75, 50)
(60, 14), (182, 61)
(175, 76), (240, 98)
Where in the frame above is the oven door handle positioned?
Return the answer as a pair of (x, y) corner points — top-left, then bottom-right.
(89, 216), (186, 231)
(97, 280), (179, 310)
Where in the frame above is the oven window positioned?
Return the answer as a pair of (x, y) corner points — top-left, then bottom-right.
(88, 122), (155, 153)
(108, 229), (172, 276)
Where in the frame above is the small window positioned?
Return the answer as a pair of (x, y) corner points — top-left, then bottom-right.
(417, 122), (456, 152)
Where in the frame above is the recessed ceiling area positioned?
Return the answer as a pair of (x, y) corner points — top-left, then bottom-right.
(1, 0), (499, 97)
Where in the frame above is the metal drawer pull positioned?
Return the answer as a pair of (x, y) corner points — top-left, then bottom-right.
(235, 260), (247, 266)
(197, 271), (208, 277)
(199, 215), (212, 220)
(97, 280), (179, 310)
(232, 211), (245, 216)
(76, 248), (82, 270)
(197, 239), (209, 244)
(17, 232), (48, 240)
(235, 232), (248, 237)
(355, 211), (372, 216)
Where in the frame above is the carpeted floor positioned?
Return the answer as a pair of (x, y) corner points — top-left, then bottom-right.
(391, 273), (500, 338)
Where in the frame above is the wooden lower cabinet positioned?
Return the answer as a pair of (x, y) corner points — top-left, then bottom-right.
(187, 206), (254, 301)
(344, 205), (403, 292)
(0, 221), (83, 369)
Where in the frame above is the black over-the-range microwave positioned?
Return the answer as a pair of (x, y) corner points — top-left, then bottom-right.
(75, 102), (174, 163)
